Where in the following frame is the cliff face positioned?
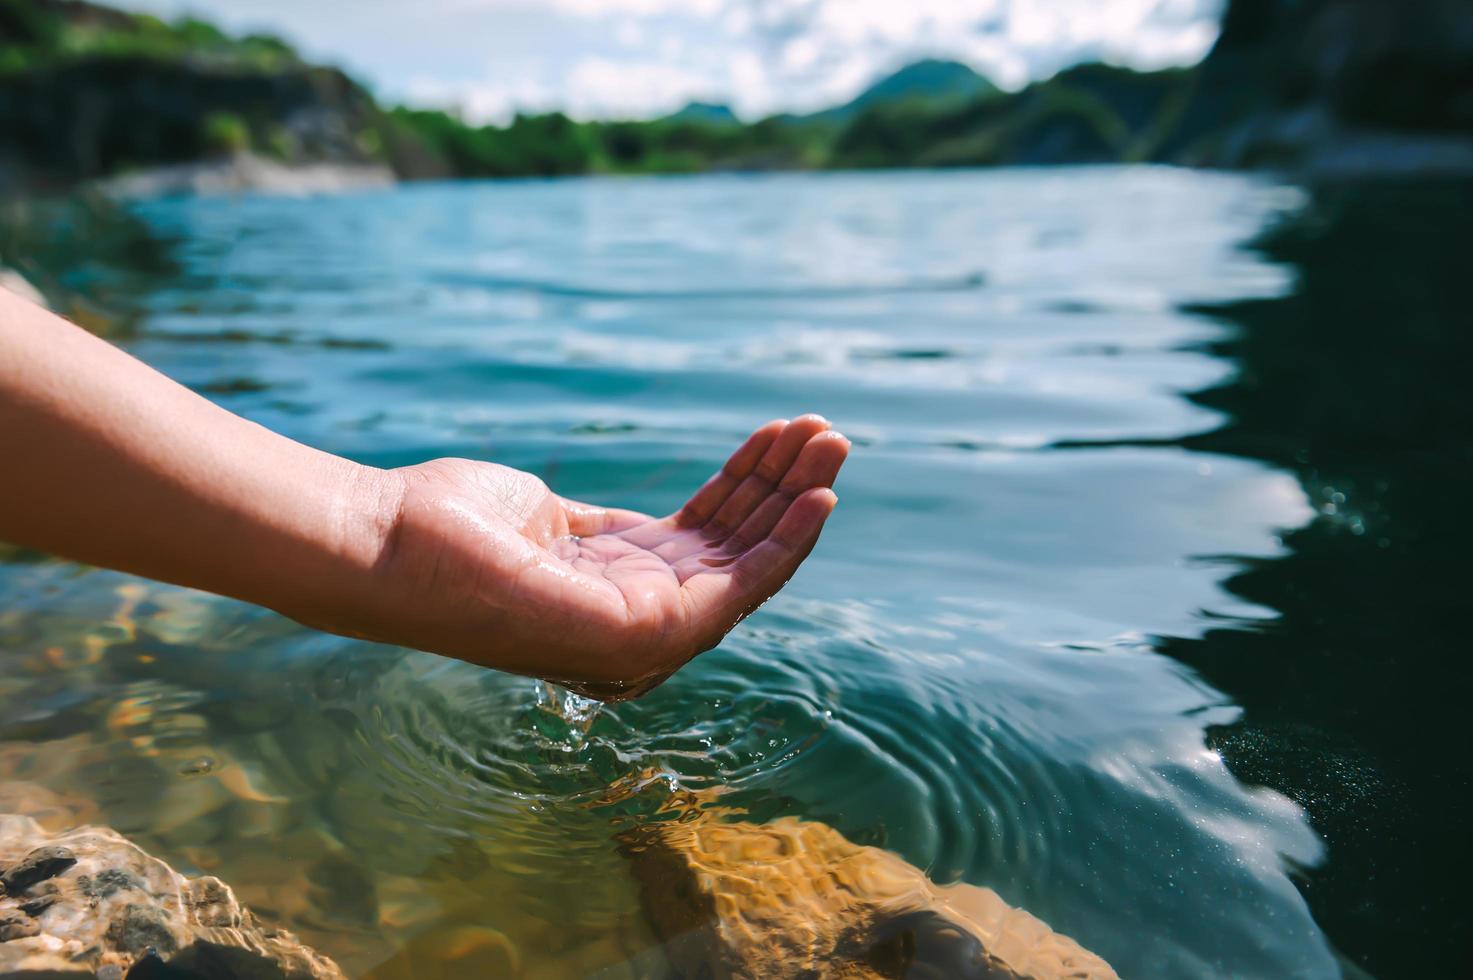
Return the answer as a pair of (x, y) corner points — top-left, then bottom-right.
(1209, 0), (1473, 132)
(0, 0), (450, 193)
(1175, 0), (1473, 170)
(0, 58), (383, 191)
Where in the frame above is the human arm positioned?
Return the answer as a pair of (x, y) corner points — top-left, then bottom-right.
(0, 286), (847, 698)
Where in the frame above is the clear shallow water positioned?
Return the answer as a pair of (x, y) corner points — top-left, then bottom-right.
(2, 169), (1467, 977)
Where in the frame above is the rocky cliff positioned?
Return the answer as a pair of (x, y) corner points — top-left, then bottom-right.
(0, 0), (442, 193)
(1173, 0), (1473, 172)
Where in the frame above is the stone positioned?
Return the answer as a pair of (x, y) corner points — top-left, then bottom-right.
(0, 814), (344, 978)
(0, 910), (39, 942)
(1, 845), (76, 895)
(622, 811), (1118, 980)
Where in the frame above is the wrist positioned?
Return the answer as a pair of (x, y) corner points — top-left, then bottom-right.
(262, 453), (408, 640)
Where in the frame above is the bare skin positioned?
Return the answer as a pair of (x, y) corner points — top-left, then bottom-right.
(0, 285), (847, 699)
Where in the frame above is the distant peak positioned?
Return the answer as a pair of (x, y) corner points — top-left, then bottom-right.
(793, 58), (998, 124)
(663, 101), (740, 125)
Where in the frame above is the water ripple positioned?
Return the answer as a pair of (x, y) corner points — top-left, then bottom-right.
(432, 269), (985, 301)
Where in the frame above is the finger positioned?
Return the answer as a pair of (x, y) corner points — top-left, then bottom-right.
(681, 487), (838, 640)
(559, 497), (653, 536)
(708, 414), (830, 534)
(727, 431), (849, 549)
(674, 419), (787, 528)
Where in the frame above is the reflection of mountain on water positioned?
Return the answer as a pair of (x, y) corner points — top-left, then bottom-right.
(1164, 182), (1473, 977)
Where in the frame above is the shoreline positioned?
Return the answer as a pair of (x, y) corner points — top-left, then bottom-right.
(93, 154), (396, 200)
(82, 132), (1473, 203)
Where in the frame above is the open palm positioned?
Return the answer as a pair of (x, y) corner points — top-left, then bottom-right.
(374, 416), (848, 699)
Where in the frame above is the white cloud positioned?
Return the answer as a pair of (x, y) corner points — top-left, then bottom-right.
(614, 21), (645, 47)
(508, 0), (723, 15)
(564, 58), (720, 118)
(406, 75), (561, 122)
(125, 0), (1223, 122)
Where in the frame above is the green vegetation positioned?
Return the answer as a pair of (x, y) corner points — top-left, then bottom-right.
(385, 107), (827, 178)
(0, 0), (298, 74)
(201, 111), (250, 156)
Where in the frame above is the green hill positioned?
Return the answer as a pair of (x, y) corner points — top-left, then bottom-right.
(778, 58), (998, 127)
(662, 101), (740, 126)
(831, 58), (998, 118)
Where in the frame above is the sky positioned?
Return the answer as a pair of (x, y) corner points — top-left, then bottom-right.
(124, 0), (1224, 123)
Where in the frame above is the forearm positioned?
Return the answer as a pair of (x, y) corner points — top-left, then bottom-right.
(0, 287), (395, 629)
(0, 285), (846, 695)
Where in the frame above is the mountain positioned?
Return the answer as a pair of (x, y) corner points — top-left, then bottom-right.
(662, 101), (740, 126)
(783, 58), (998, 126)
(845, 59), (998, 112)
(828, 61), (1197, 169)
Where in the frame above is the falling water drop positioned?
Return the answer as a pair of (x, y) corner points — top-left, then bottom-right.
(534, 679), (603, 745)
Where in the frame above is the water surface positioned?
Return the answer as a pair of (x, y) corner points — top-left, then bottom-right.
(3, 168), (1466, 978)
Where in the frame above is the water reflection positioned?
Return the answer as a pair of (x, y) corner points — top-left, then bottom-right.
(1161, 181), (1473, 977)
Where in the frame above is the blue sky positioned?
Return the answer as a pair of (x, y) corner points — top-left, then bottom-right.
(125, 0), (1223, 122)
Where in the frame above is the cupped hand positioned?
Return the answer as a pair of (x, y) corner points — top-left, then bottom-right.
(365, 416), (848, 699)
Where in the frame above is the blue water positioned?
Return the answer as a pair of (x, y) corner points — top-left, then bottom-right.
(2, 168), (1387, 976)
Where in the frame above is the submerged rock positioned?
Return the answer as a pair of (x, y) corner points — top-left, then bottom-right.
(0, 814), (343, 979)
(623, 811), (1117, 980)
(0, 845), (76, 895)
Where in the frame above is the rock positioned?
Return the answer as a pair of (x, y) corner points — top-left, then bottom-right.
(0, 814), (344, 979)
(96, 155), (395, 201)
(0, 846), (76, 895)
(0, 911), (38, 943)
(1172, 0), (1473, 173)
(622, 811), (1117, 980)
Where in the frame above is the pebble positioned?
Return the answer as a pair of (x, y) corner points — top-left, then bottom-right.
(0, 845), (76, 895)
(0, 908), (41, 942)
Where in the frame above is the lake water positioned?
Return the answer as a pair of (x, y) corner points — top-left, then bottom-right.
(2, 168), (1468, 978)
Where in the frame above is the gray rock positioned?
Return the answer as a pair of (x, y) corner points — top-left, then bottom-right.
(0, 814), (343, 978)
(0, 910), (39, 943)
(1, 846), (76, 895)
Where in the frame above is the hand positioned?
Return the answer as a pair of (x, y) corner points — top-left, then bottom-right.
(0, 292), (846, 692)
(360, 416), (849, 700)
